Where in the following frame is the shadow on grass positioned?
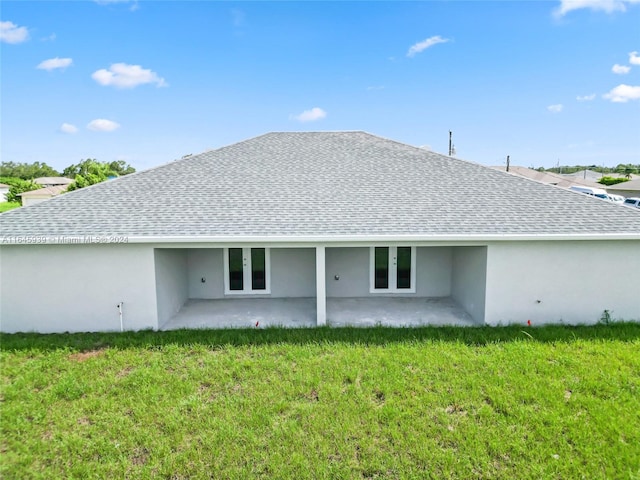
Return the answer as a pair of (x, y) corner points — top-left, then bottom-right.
(1, 323), (640, 352)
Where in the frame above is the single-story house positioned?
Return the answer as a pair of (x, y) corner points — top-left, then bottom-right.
(19, 185), (68, 207)
(0, 183), (9, 202)
(1, 132), (639, 333)
(606, 178), (640, 198)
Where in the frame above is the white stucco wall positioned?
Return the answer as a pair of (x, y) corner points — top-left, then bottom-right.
(270, 248), (316, 297)
(0, 244), (158, 333)
(485, 240), (640, 325)
(186, 247), (316, 299)
(451, 247), (487, 323)
(155, 249), (189, 327)
(325, 247), (452, 298)
(187, 249), (225, 299)
(22, 196), (51, 207)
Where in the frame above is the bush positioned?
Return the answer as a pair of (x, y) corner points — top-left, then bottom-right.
(598, 176), (629, 186)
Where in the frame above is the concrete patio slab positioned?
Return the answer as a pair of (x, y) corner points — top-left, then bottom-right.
(327, 297), (478, 327)
(160, 296), (478, 330)
(160, 298), (317, 330)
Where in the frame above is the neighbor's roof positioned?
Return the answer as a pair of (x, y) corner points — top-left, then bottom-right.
(34, 177), (74, 186)
(1, 131), (639, 241)
(491, 166), (602, 189)
(18, 185), (68, 198)
(606, 178), (640, 192)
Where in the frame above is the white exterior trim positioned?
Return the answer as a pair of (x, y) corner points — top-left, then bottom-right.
(369, 246), (417, 294)
(316, 246), (326, 326)
(223, 247), (271, 295)
(8, 232), (640, 245)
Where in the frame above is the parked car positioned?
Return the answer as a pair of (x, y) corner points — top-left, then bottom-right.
(622, 197), (640, 209)
(607, 194), (625, 204)
(569, 185), (610, 200)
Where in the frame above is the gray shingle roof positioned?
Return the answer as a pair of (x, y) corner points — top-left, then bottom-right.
(1, 131), (639, 240)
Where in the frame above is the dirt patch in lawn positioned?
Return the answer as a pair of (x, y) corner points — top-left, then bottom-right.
(68, 349), (106, 362)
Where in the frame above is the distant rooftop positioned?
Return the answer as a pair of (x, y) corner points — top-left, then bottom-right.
(19, 185), (68, 198)
(491, 166), (602, 189)
(34, 177), (74, 186)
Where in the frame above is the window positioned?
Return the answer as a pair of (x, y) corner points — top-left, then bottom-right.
(370, 246), (416, 293)
(224, 248), (271, 294)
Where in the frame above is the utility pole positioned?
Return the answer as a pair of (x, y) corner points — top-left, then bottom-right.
(506, 155), (510, 172)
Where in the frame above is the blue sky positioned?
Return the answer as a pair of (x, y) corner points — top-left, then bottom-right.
(1, 1), (639, 172)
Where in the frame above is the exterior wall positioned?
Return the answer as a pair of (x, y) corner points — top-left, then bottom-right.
(155, 249), (188, 327)
(0, 244), (158, 333)
(606, 189), (639, 198)
(187, 249), (225, 299)
(325, 247), (452, 298)
(270, 248), (316, 297)
(485, 241), (640, 325)
(417, 247), (452, 297)
(186, 247), (315, 299)
(22, 196), (52, 207)
(451, 247), (487, 323)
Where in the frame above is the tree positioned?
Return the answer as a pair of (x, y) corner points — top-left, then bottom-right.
(108, 160), (136, 176)
(66, 160), (129, 192)
(0, 177), (41, 204)
(614, 164), (640, 178)
(0, 161), (60, 180)
(63, 159), (135, 180)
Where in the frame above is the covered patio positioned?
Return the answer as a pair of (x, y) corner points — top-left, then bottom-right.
(159, 296), (478, 330)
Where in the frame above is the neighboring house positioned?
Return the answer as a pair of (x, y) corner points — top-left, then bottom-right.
(18, 185), (68, 207)
(492, 166), (603, 189)
(0, 132), (639, 334)
(605, 179), (640, 198)
(34, 177), (74, 188)
(557, 170), (636, 183)
(0, 183), (9, 202)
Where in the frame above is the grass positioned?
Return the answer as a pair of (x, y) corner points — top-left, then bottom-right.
(0, 201), (20, 213)
(2, 324), (639, 479)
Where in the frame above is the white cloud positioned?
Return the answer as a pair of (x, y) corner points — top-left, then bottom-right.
(94, 0), (140, 11)
(407, 36), (449, 57)
(60, 123), (78, 134)
(87, 119), (121, 132)
(554, 0), (640, 16)
(231, 9), (245, 27)
(42, 33), (56, 42)
(547, 104), (564, 113)
(629, 51), (640, 65)
(91, 63), (167, 89)
(0, 21), (29, 44)
(366, 85), (385, 91)
(291, 107), (327, 122)
(37, 57), (73, 71)
(576, 93), (596, 101)
(603, 84), (640, 102)
(612, 63), (631, 74)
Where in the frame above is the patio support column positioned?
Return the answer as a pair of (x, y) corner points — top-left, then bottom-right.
(316, 246), (326, 326)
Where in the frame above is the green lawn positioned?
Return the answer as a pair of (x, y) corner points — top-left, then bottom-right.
(2, 325), (639, 479)
(0, 201), (20, 213)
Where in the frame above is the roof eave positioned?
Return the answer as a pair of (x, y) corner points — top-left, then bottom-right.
(13, 233), (638, 245)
